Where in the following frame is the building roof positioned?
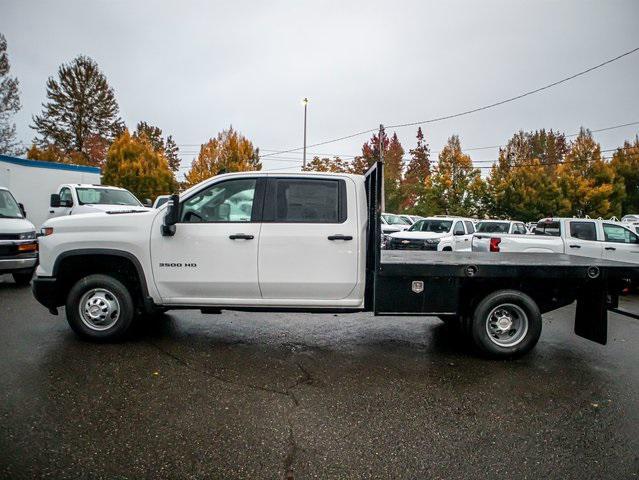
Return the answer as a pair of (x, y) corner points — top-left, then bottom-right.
(0, 154), (101, 174)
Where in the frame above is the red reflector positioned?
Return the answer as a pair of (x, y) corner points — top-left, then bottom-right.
(18, 242), (38, 252)
(489, 237), (501, 252)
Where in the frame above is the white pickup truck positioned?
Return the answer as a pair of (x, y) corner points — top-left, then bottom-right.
(472, 217), (639, 264)
(31, 158), (639, 358)
(386, 216), (476, 251)
(48, 184), (150, 220)
(0, 187), (38, 285)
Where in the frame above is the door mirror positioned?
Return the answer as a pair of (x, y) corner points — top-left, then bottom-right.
(143, 198), (152, 207)
(18, 203), (26, 218)
(161, 194), (180, 236)
(50, 194), (61, 208)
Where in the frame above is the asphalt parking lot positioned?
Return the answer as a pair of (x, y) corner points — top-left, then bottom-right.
(1, 276), (638, 479)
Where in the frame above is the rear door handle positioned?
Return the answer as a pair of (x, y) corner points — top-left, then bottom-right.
(229, 234), (254, 240)
(605, 246), (616, 251)
(569, 245), (581, 249)
(328, 234), (353, 241)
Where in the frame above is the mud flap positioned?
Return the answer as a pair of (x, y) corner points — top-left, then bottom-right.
(574, 281), (607, 345)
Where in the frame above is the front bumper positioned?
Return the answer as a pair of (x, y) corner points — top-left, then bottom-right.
(32, 276), (61, 314)
(0, 255), (38, 273)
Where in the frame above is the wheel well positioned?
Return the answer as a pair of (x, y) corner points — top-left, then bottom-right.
(442, 246), (453, 251)
(56, 254), (146, 308)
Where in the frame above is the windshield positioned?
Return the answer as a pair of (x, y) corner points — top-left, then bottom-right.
(0, 190), (23, 219)
(76, 188), (142, 206)
(154, 197), (169, 208)
(476, 221), (510, 233)
(409, 219), (453, 233)
(383, 214), (411, 225)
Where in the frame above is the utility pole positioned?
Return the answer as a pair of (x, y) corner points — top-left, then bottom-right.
(302, 98), (308, 169)
(379, 124), (385, 212)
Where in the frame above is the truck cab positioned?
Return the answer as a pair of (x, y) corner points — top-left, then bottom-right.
(48, 184), (149, 219)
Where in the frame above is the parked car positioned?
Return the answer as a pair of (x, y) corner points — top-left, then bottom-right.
(472, 217), (639, 263)
(387, 216), (475, 251)
(398, 214), (424, 225)
(381, 213), (411, 233)
(621, 214), (639, 235)
(48, 184), (150, 220)
(0, 187), (38, 285)
(153, 195), (170, 209)
(475, 220), (527, 235)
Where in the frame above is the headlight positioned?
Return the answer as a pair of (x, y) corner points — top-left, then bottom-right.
(18, 231), (37, 240)
(424, 239), (440, 245)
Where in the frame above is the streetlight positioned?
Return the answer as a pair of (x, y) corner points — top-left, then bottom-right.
(302, 98), (308, 168)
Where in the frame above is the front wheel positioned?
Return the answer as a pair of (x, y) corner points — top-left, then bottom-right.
(471, 290), (542, 358)
(65, 274), (135, 341)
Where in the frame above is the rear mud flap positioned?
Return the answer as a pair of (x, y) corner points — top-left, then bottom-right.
(574, 282), (607, 345)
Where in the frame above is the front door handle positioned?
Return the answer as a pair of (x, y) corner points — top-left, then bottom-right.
(605, 246), (616, 251)
(229, 234), (254, 240)
(569, 244), (581, 249)
(328, 234), (353, 241)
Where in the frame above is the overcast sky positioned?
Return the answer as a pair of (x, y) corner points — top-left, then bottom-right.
(1, 0), (638, 176)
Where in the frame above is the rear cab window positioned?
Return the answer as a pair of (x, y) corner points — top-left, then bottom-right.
(569, 221), (597, 241)
(263, 178), (347, 223)
(534, 220), (561, 236)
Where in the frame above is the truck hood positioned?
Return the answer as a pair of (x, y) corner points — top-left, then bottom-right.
(390, 230), (448, 240)
(0, 217), (36, 234)
(42, 209), (158, 232)
(79, 204), (151, 214)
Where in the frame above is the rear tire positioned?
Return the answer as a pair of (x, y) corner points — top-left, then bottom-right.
(12, 269), (34, 286)
(65, 274), (135, 341)
(471, 290), (542, 358)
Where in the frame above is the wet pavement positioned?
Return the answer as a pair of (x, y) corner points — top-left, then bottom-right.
(1, 275), (638, 479)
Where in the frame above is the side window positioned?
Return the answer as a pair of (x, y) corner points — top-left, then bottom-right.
(264, 178), (346, 223)
(569, 221), (597, 241)
(514, 224), (526, 234)
(180, 178), (257, 223)
(454, 221), (465, 235)
(603, 223), (639, 244)
(59, 187), (73, 206)
(464, 221), (475, 234)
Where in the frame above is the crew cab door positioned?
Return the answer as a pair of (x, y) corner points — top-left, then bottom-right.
(49, 186), (74, 219)
(601, 223), (639, 263)
(258, 177), (358, 300)
(453, 221), (471, 251)
(150, 177), (265, 303)
(566, 220), (603, 259)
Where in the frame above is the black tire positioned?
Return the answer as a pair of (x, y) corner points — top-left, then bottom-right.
(471, 290), (542, 358)
(12, 269), (34, 286)
(65, 274), (135, 341)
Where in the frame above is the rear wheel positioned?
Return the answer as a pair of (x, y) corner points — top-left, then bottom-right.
(65, 274), (135, 341)
(471, 290), (542, 358)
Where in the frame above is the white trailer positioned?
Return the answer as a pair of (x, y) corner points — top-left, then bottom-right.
(0, 155), (101, 229)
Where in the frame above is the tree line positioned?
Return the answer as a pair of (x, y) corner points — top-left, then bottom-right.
(303, 127), (639, 221)
(0, 32), (637, 218)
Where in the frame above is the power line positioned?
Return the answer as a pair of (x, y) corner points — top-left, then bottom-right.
(386, 47), (639, 129)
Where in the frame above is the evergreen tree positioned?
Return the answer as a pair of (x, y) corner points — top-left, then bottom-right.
(31, 55), (123, 164)
(610, 137), (639, 216)
(401, 127), (431, 214)
(302, 156), (349, 172)
(133, 122), (181, 173)
(0, 33), (22, 155)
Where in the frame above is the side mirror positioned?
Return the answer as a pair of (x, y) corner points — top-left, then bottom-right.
(50, 194), (61, 208)
(161, 194), (180, 237)
(143, 198), (152, 207)
(18, 203), (26, 218)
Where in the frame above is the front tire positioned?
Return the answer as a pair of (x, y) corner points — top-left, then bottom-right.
(65, 274), (135, 341)
(471, 290), (542, 358)
(12, 269), (34, 286)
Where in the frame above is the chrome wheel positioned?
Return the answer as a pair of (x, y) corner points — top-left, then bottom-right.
(485, 303), (528, 347)
(78, 288), (121, 331)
